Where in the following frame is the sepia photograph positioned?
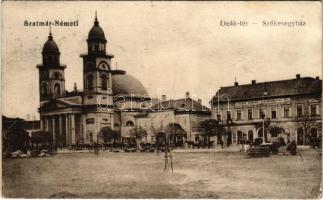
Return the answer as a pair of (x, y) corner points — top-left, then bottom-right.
(1, 1), (322, 198)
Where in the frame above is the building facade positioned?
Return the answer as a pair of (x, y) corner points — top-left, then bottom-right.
(135, 93), (211, 145)
(37, 15), (150, 147)
(210, 74), (322, 146)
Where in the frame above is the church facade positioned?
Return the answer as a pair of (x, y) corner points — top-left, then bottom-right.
(37, 15), (151, 147)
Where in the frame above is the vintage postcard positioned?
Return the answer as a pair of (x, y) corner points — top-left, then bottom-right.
(1, 1), (322, 198)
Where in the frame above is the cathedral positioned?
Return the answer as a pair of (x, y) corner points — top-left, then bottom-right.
(37, 14), (151, 147)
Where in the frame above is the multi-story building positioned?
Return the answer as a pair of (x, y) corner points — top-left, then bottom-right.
(210, 74), (322, 146)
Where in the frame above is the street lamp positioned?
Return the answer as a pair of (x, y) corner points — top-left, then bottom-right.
(261, 113), (266, 143)
(216, 90), (232, 148)
(217, 89), (231, 113)
(262, 91), (268, 144)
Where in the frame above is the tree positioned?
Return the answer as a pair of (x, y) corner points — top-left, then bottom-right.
(200, 119), (225, 147)
(98, 127), (120, 144)
(269, 126), (284, 137)
(4, 118), (30, 153)
(30, 130), (52, 148)
(165, 123), (186, 147)
(296, 109), (317, 145)
(129, 126), (148, 148)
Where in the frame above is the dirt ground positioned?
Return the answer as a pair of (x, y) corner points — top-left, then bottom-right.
(2, 149), (322, 198)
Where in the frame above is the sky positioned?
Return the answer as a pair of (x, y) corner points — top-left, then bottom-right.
(2, 1), (322, 120)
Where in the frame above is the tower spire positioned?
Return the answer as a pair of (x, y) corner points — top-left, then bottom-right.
(48, 25), (53, 40)
(94, 10), (99, 25)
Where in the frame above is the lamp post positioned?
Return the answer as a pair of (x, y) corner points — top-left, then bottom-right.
(216, 88), (231, 116)
(262, 91), (268, 144)
(261, 113), (265, 144)
(217, 89), (231, 148)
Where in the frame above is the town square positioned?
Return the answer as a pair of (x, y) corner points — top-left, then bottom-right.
(3, 150), (321, 198)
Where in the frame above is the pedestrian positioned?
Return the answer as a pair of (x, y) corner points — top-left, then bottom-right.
(287, 141), (297, 155)
(221, 139), (224, 149)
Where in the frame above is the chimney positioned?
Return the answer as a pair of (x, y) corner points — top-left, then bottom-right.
(296, 74), (301, 79)
(234, 82), (239, 86)
(185, 91), (190, 99)
(74, 82), (77, 91)
(161, 95), (166, 102)
(251, 80), (256, 85)
(198, 99), (202, 104)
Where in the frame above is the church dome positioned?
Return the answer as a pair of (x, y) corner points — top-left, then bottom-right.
(88, 17), (107, 42)
(112, 71), (148, 96)
(42, 33), (59, 54)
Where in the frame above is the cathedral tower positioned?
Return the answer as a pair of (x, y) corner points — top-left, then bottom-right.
(81, 13), (113, 99)
(37, 31), (66, 100)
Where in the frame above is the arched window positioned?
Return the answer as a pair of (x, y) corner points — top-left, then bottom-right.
(94, 43), (99, 51)
(126, 121), (134, 127)
(310, 128), (317, 139)
(54, 83), (61, 95)
(52, 72), (61, 79)
(258, 128), (267, 138)
(41, 83), (48, 96)
(101, 74), (108, 91)
(87, 74), (94, 90)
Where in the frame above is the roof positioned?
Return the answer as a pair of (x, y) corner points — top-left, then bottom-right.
(112, 72), (148, 96)
(40, 98), (82, 112)
(151, 98), (211, 113)
(211, 76), (322, 104)
(42, 33), (59, 54)
(88, 17), (106, 42)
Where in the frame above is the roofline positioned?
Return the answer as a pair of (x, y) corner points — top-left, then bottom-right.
(219, 76), (321, 89)
(210, 92), (321, 105)
(80, 53), (114, 58)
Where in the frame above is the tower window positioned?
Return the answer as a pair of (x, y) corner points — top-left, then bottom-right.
(54, 83), (61, 95)
(87, 74), (94, 90)
(52, 72), (61, 79)
(41, 83), (48, 96)
(101, 74), (108, 90)
(95, 43), (99, 51)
